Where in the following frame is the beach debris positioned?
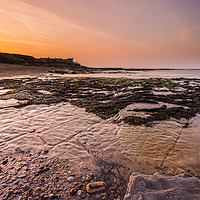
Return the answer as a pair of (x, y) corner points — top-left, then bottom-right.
(86, 181), (106, 193)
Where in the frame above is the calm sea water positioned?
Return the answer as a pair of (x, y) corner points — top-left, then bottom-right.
(130, 69), (200, 79)
(55, 69), (200, 79)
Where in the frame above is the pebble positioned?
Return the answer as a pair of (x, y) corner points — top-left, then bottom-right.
(69, 188), (77, 196)
(111, 185), (118, 190)
(95, 194), (102, 199)
(77, 190), (83, 196)
(49, 193), (55, 198)
(35, 187), (41, 191)
(28, 197), (33, 200)
(86, 175), (92, 181)
(18, 174), (27, 179)
(21, 157), (28, 161)
(67, 176), (74, 182)
(2, 184), (7, 188)
(3, 159), (8, 165)
(23, 184), (30, 191)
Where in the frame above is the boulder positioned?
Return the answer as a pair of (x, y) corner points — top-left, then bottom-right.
(124, 172), (200, 200)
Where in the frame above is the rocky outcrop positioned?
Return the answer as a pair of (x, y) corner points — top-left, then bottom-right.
(124, 172), (200, 200)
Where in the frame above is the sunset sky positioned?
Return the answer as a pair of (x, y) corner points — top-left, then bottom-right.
(0, 0), (200, 68)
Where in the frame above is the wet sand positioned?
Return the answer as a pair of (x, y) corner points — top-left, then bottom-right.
(0, 63), (63, 78)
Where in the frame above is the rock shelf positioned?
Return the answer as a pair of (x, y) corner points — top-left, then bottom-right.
(0, 76), (200, 199)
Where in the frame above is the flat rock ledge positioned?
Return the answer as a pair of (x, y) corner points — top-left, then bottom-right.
(124, 172), (200, 200)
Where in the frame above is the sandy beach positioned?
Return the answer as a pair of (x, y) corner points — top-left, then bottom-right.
(0, 64), (65, 78)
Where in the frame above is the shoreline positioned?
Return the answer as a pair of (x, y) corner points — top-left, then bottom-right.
(0, 67), (200, 199)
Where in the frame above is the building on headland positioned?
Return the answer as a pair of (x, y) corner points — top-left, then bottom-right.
(40, 57), (74, 63)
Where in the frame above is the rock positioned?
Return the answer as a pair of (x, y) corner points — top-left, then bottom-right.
(3, 159), (8, 165)
(86, 175), (92, 181)
(23, 184), (30, 191)
(77, 190), (83, 196)
(86, 181), (106, 193)
(94, 194), (101, 199)
(67, 176), (74, 182)
(21, 157), (28, 161)
(111, 185), (118, 190)
(35, 187), (41, 191)
(124, 172), (200, 200)
(100, 193), (106, 196)
(43, 150), (49, 154)
(18, 174), (27, 179)
(49, 193), (55, 198)
(69, 188), (77, 196)
(36, 167), (50, 175)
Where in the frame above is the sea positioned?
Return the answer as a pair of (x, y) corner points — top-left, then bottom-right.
(56, 69), (200, 79)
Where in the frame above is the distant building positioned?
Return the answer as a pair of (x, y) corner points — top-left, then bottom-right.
(40, 57), (74, 63)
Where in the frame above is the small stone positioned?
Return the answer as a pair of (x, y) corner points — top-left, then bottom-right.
(69, 188), (77, 196)
(100, 193), (106, 196)
(95, 194), (101, 199)
(111, 185), (118, 190)
(8, 189), (14, 194)
(14, 180), (20, 185)
(3, 159), (8, 165)
(2, 184), (7, 188)
(86, 175), (92, 181)
(67, 176), (74, 182)
(35, 187), (41, 191)
(28, 197), (33, 200)
(77, 190), (83, 196)
(49, 193), (55, 198)
(21, 157), (28, 161)
(23, 184), (30, 191)
(18, 174), (27, 179)
(43, 150), (49, 154)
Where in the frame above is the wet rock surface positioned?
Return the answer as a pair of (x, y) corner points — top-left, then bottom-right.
(1, 77), (200, 126)
(124, 172), (200, 200)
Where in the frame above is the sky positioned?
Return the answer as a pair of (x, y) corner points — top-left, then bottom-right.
(0, 0), (200, 68)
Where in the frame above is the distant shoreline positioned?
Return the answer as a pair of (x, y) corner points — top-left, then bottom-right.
(91, 67), (200, 71)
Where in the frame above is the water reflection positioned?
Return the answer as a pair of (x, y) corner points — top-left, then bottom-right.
(119, 115), (200, 176)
